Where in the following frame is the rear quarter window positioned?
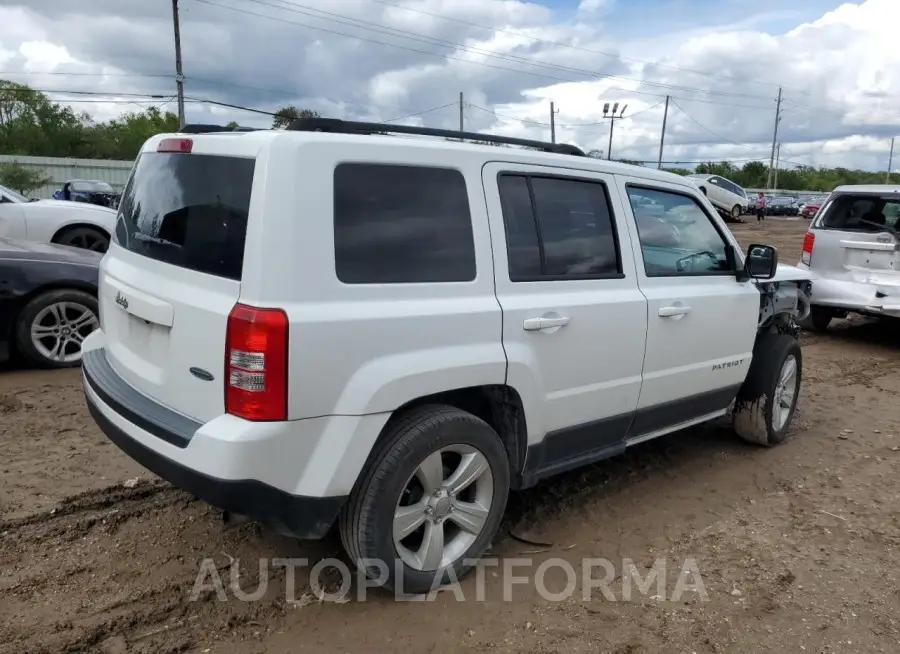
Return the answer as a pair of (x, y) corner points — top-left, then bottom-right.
(333, 163), (476, 284)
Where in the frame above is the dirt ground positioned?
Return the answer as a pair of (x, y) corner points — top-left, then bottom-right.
(4, 217), (900, 654)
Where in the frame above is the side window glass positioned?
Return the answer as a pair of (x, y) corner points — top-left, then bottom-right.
(497, 174), (621, 280)
(498, 175), (541, 279)
(333, 164), (476, 284)
(530, 177), (620, 277)
(626, 187), (731, 277)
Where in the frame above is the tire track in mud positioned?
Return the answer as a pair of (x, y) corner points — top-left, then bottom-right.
(0, 479), (298, 654)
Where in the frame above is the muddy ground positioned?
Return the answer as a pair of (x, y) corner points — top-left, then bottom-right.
(3, 217), (900, 654)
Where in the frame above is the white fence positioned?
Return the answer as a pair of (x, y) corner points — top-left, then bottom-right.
(0, 154), (134, 199)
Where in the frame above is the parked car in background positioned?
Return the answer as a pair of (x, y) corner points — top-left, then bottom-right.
(82, 119), (812, 594)
(767, 196), (799, 216)
(686, 174), (749, 219)
(0, 183), (115, 253)
(53, 179), (121, 210)
(797, 184), (900, 330)
(800, 195), (828, 219)
(0, 237), (101, 368)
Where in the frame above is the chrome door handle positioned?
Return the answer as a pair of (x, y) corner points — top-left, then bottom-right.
(658, 305), (691, 317)
(523, 316), (571, 331)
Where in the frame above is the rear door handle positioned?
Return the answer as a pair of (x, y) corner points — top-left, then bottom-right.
(658, 305), (691, 317)
(523, 316), (571, 331)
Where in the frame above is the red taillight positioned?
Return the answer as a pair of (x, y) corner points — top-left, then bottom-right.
(801, 231), (815, 265)
(225, 304), (289, 421)
(157, 138), (193, 153)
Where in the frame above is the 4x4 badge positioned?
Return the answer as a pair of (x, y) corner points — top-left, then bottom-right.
(115, 292), (129, 310)
(876, 233), (892, 243)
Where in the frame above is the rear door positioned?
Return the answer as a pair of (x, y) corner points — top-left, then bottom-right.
(483, 163), (647, 470)
(99, 137), (258, 422)
(808, 192), (900, 285)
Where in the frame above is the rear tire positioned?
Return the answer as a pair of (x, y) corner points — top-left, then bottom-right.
(53, 226), (110, 253)
(339, 405), (510, 595)
(800, 306), (835, 331)
(733, 333), (802, 447)
(14, 289), (99, 369)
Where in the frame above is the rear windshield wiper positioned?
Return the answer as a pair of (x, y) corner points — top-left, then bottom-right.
(132, 232), (179, 247)
(860, 219), (900, 242)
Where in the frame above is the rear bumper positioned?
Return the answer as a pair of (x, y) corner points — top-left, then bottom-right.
(82, 346), (347, 539)
(798, 263), (900, 317)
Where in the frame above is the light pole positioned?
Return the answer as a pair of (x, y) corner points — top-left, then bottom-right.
(602, 102), (628, 160)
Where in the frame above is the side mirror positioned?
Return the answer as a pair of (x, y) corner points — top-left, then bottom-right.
(744, 243), (778, 279)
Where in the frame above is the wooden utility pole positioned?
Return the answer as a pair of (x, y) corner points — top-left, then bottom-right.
(773, 143), (781, 191)
(888, 137), (895, 183)
(172, 0), (186, 128)
(550, 101), (557, 143)
(657, 95), (670, 169)
(766, 87), (782, 189)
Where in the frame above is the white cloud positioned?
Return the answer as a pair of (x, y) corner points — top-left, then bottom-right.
(0, 0), (896, 171)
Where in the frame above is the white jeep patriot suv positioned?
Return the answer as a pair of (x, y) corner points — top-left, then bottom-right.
(82, 118), (812, 594)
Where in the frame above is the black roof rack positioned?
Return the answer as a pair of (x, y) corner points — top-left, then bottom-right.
(285, 117), (585, 156)
(179, 123), (262, 134)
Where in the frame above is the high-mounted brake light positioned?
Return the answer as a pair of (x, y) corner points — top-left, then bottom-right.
(801, 231), (815, 265)
(225, 304), (289, 421)
(157, 137), (193, 153)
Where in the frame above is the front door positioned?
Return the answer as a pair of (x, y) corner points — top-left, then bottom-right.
(616, 176), (760, 439)
(482, 163), (648, 477)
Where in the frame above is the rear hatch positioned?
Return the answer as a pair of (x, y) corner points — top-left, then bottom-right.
(100, 136), (256, 423)
(809, 191), (900, 285)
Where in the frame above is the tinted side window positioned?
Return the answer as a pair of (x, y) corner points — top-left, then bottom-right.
(497, 175), (542, 279)
(333, 164), (475, 284)
(626, 186), (732, 277)
(497, 174), (621, 280)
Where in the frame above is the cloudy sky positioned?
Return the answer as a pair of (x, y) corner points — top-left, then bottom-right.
(0, 0), (898, 171)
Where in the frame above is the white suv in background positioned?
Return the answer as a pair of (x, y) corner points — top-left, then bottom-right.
(688, 174), (749, 219)
(81, 119), (812, 594)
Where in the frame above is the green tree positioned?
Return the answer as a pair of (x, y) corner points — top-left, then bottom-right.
(272, 105), (319, 129)
(0, 162), (51, 195)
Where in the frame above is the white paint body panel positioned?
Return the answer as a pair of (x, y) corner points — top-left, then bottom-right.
(0, 188), (116, 243)
(84, 129), (803, 498)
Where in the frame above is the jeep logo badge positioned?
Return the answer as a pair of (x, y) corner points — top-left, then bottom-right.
(115, 292), (129, 310)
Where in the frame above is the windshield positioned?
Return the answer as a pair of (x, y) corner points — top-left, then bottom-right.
(71, 180), (116, 193)
(115, 152), (255, 281)
(0, 184), (28, 203)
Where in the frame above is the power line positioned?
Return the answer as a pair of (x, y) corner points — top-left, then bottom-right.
(670, 100), (765, 149)
(365, 0), (786, 92)
(193, 0), (783, 105)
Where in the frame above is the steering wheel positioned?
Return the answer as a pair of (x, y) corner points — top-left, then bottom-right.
(675, 250), (720, 273)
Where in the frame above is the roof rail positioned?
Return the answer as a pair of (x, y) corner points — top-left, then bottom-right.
(285, 117), (585, 156)
(179, 123), (263, 134)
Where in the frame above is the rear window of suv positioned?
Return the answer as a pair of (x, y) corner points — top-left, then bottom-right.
(818, 194), (900, 231)
(114, 152), (255, 281)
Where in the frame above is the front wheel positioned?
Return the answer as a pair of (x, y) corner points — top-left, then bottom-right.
(731, 204), (742, 218)
(339, 405), (510, 595)
(733, 333), (802, 447)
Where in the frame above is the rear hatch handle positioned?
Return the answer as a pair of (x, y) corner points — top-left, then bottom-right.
(106, 277), (175, 328)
